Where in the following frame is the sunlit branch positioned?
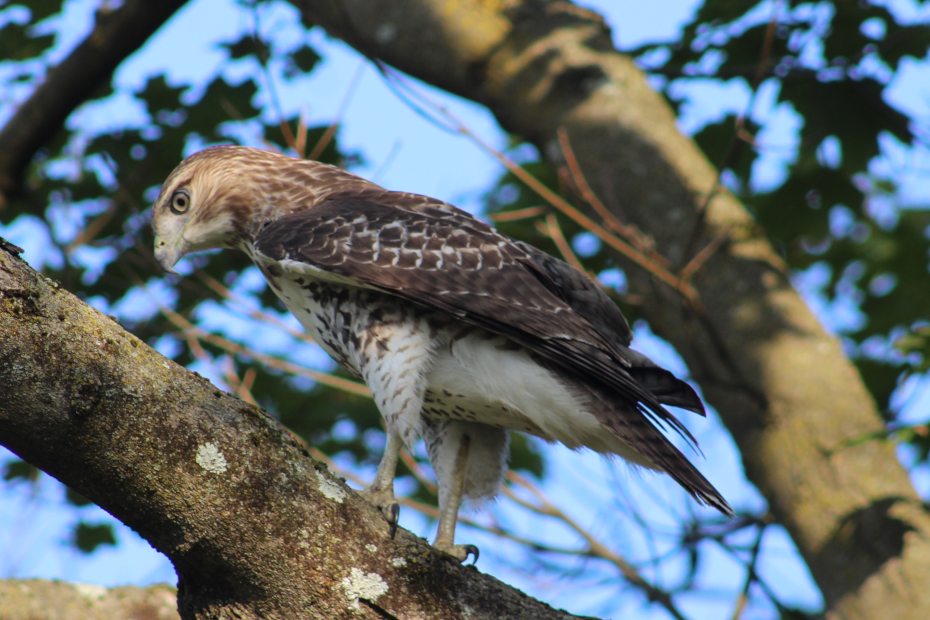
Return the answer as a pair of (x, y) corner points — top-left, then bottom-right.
(488, 206), (546, 222)
(536, 213), (589, 276)
(307, 59), (366, 161)
(557, 127), (669, 268)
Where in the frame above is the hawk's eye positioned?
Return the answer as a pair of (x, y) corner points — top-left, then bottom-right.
(170, 190), (190, 215)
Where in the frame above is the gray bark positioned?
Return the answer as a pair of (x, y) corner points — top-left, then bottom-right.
(291, 1), (930, 618)
(0, 241), (597, 619)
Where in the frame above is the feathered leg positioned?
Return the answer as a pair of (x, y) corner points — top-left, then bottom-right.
(422, 419), (506, 562)
(432, 432), (477, 562)
(354, 310), (437, 537)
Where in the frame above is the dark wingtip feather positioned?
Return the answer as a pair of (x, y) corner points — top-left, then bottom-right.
(696, 487), (734, 517)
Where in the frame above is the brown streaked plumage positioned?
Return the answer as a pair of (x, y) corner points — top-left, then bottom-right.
(152, 145), (731, 562)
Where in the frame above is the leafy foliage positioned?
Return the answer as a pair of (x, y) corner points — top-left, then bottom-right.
(2, 459), (40, 484)
(0, 1), (58, 60)
(72, 521), (117, 554)
(629, 0), (930, 419)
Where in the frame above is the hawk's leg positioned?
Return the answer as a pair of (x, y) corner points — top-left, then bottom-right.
(350, 307), (437, 539)
(432, 433), (479, 563)
(361, 430), (403, 537)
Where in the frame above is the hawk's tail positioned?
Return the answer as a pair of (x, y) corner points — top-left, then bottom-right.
(583, 372), (733, 516)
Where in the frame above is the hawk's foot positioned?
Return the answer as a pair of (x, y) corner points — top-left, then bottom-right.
(361, 487), (401, 538)
(434, 542), (479, 564)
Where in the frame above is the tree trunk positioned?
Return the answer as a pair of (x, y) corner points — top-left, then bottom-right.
(291, 1), (930, 618)
(0, 241), (598, 620)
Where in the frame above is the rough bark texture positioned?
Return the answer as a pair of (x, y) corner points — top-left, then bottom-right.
(0, 0), (189, 204)
(0, 241), (597, 620)
(290, 1), (930, 618)
(0, 579), (180, 620)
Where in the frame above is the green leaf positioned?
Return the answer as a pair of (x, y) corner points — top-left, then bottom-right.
(855, 358), (903, 416)
(822, 4), (891, 61)
(24, 0), (63, 23)
(222, 35), (269, 62)
(291, 44), (321, 74)
(0, 25), (55, 60)
(65, 486), (94, 507)
(881, 24), (930, 67)
(896, 325), (930, 374)
(72, 522), (117, 554)
(3, 459), (40, 483)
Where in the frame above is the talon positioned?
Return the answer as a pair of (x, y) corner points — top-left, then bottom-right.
(388, 502), (400, 539)
(434, 542), (480, 563)
(360, 488), (401, 537)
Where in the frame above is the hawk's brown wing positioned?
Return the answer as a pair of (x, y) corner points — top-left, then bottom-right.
(315, 190), (704, 414)
(254, 195), (703, 438)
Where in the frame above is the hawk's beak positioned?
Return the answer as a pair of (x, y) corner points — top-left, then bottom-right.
(154, 236), (182, 275)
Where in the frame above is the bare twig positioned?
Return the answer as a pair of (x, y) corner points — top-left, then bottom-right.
(728, 524), (766, 620)
(488, 206), (546, 222)
(221, 358), (260, 406)
(124, 263), (371, 398)
(294, 110), (308, 158)
(372, 140), (402, 182)
(193, 268), (316, 344)
(680, 2), (782, 265)
(307, 59), (366, 161)
(372, 62), (703, 305)
(470, 128), (698, 300)
(504, 472), (691, 620)
(557, 128), (669, 268)
(537, 214), (589, 276)
(399, 448), (438, 495)
(175, 312), (370, 397)
(679, 225), (733, 283)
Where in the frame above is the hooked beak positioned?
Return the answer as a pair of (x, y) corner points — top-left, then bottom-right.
(154, 236), (182, 275)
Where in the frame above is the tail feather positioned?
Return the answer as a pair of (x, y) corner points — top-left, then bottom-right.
(628, 366), (705, 415)
(579, 367), (732, 516)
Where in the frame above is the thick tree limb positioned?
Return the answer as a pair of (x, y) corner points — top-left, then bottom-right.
(0, 0), (189, 205)
(0, 579), (180, 620)
(0, 243), (598, 620)
(291, 0), (930, 617)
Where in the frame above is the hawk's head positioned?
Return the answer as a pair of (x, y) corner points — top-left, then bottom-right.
(152, 145), (267, 274)
(152, 145), (372, 274)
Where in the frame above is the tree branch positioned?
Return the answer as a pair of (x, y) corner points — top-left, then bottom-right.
(0, 579), (180, 620)
(289, 0), (930, 617)
(0, 0), (189, 205)
(0, 242), (599, 620)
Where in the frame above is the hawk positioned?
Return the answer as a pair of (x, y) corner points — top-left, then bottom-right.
(152, 146), (731, 561)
